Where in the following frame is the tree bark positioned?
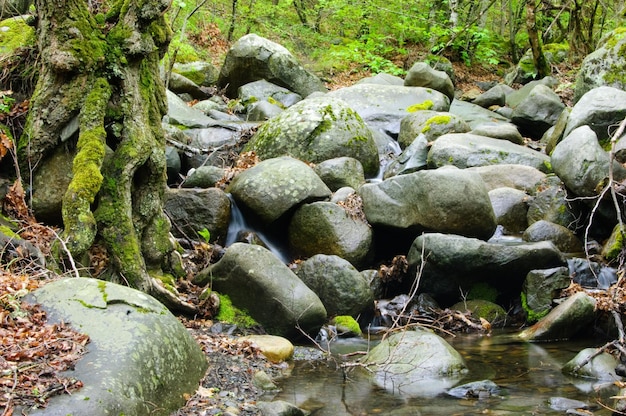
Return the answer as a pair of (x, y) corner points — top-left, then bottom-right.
(20, 0), (195, 313)
(526, 1), (551, 78)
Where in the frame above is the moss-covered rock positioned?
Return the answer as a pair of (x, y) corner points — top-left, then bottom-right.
(0, 15), (34, 55)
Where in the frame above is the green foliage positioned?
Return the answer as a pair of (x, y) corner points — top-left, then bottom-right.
(197, 228), (211, 243)
(324, 35), (406, 75)
(0, 91), (14, 114)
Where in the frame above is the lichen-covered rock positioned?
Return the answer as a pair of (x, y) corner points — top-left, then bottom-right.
(363, 330), (468, 397)
(407, 233), (566, 304)
(398, 110), (470, 148)
(427, 133), (551, 173)
(511, 84), (565, 139)
(244, 96), (380, 176)
(172, 61), (219, 87)
(24, 278), (208, 416)
(575, 27), (626, 102)
(164, 187), (230, 243)
(288, 201), (373, 268)
(328, 83), (450, 132)
(450, 299), (507, 324)
(564, 86), (626, 145)
(217, 34), (327, 98)
(552, 125), (626, 197)
(193, 243), (327, 339)
(227, 156), (331, 224)
(359, 166), (496, 240)
(518, 292), (596, 341)
(295, 254), (374, 317)
(238, 79), (302, 108)
(404, 61), (455, 101)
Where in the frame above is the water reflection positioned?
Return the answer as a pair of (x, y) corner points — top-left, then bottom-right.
(266, 331), (619, 415)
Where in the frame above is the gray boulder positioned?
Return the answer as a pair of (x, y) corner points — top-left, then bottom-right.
(575, 28), (626, 102)
(24, 278), (207, 416)
(427, 133), (551, 172)
(182, 165), (226, 188)
(164, 187), (230, 243)
(288, 201), (373, 268)
(404, 62), (455, 101)
(295, 254), (374, 316)
(470, 122), (524, 145)
(398, 110), (470, 148)
(564, 86), (626, 145)
(356, 72), (404, 85)
(449, 100), (511, 129)
(217, 34), (327, 98)
(407, 233), (566, 303)
(247, 100), (284, 121)
(488, 187), (529, 234)
(467, 164), (547, 193)
(518, 292), (596, 341)
(244, 96), (380, 175)
(182, 126), (247, 169)
(522, 266), (571, 322)
(327, 83), (450, 131)
(562, 348), (620, 380)
(359, 167), (496, 240)
(172, 61), (219, 87)
(194, 243), (327, 338)
(526, 175), (583, 229)
(238, 79), (302, 108)
(166, 72), (207, 100)
(314, 157), (366, 191)
(227, 156), (331, 224)
(472, 84), (507, 108)
(522, 220), (583, 253)
(506, 77), (558, 109)
(363, 330), (467, 397)
(511, 84), (565, 139)
(552, 125), (626, 197)
(165, 90), (218, 128)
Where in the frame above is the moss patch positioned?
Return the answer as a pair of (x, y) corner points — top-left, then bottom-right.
(520, 291), (549, 324)
(407, 100), (434, 112)
(215, 293), (257, 328)
(332, 315), (362, 336)
(0, 16), (35, 55)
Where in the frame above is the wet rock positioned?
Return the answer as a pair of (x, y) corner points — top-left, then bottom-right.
(407, 233), (566, 304)
(518, 292), (596, 341)
(295, 254), (374, 316)
(363, 329), (468, 397)
(450, 299), (507, 325)
(288, 202), (373, 268)
(193, 243), (327, 339)
(359, 166), (496, 240)
(314, 157), (366, 191)
(24, 278), (207, 416)
(327, 83), (450, 132)
(427, 133), (551, 172)
(522, 266), (570, 322)
(257, 400), (306, 416)
(227, 156), (331, 224)
(522, 220), (583, 253)
(447, 379), (501, 399)
(567, 258), (617, 289)
(562, 348), (620, 380)
(383, 133), (429, 178)
(398, 110), (470, 148)
(244, 95), (380, 175)
(548, 397), (590, 412)
(164, 187), (230, 243)
(218, 33), (327, 98)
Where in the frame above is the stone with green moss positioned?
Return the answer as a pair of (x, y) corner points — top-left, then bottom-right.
(0, 16), (35, 56)
(215, 293), (258, 328)
(332, 315), (362, 336)
(602, 223), (626, 261)
(398, 110), (469, 148)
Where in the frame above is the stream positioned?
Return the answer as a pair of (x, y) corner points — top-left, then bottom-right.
(264, 331), (618, 415)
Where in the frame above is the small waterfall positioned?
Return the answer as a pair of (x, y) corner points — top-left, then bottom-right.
(225, 194), (291, 263)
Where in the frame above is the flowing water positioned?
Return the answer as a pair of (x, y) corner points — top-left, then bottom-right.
(264, 331), (619, 415)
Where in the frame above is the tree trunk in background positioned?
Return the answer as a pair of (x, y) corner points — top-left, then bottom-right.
(526, 1), (550, 78)
(20, 0), (195, 313)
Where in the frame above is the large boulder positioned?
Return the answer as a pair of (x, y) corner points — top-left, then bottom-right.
(163, 187), (231, 243)
(510, 84), (565, 139)
(314, 157), (365, 191)
(427, 133), (551, 173)
(404, 61), (455, 101)
(398, 110), (470, 148)
(217, 34), (327, 98)
(295, 254), (374, 317)
(172, 61), (219, 87)
(467, 164), (547, 193)
(407, 233), (566, 303)
(522, 220), (583, 253)
(244, 96), (380, 175)
(238, 79), (302, 108)
(551, 125), (626, 197)
(564, 86), (626, 145)
(24, 278), (207, 416)
(227, 156), (331, 224)
(575, 28), (626, 102)
(359, 167), (496, 240)
(193, 243), (327, 339)
(288, 201), (373, 268)
(327, 83), (450, 132)
(518, 292), (596, 341)
(362, 330), (468, 397)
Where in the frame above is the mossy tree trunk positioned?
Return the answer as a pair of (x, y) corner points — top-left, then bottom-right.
(525, 1), (550, 78)
(20, 0), (195, 313)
